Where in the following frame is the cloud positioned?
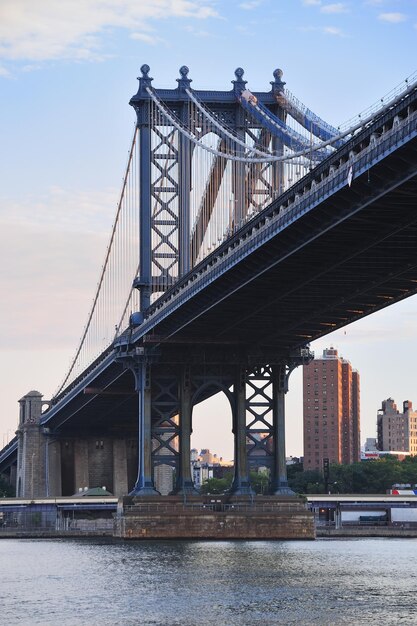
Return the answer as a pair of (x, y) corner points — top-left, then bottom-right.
(303, 0), (349, 13)
(130, 32), (162, 46)
(0, 0), (218, 66)
(320, 3), (348, 13)
(184, 25), (216, 37)
(323, 25), (345, 35)
(378, 12), (407, 23)
(21, 63), (44, 72)
(239, 0), (263, 9)
(298, 24), (346, 36)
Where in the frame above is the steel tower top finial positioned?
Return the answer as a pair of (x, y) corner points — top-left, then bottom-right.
(271, 68), (286, 94)
(232, 67), (247, 94)
(177, 65), (192, 91)
(135, 64), (153, 97)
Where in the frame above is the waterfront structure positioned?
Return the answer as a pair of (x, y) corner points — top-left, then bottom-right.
(0, 67), (416, 513)
(308, 493), (417, 531)
(303, 347), (360, 471)
(377, 398), (417, 454)
(361, 450), (411, 461)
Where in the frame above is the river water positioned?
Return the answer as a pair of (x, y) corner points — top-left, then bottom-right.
(0, 537), (415, 625)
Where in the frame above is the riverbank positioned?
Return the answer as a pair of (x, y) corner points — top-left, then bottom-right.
(317, 526), (417, 538)
(0, 529), (113, 539)
(2, 526), (417, 540)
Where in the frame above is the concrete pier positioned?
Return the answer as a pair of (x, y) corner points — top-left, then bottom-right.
(115, 495), (315, 540)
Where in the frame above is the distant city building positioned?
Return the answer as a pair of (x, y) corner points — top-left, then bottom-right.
(190, 448), (233, 490)
(364, 437), (378, 452)
(303, 347), (360, 470)
(192, 463), (213, 490)
(377, 398), (417, 454)
(286, 456), (302, 465)
(199, 449), (213, 464)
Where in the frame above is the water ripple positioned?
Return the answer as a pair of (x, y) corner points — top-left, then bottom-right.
(1, 537), (417, 625)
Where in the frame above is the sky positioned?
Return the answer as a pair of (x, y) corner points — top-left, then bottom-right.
(0, 0), (417, 461)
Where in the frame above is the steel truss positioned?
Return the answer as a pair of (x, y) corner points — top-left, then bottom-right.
(117, 344), (313, 496)
(130, 65), (291, 311)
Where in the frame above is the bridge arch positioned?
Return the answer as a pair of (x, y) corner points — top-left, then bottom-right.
(190, 381), (235, 492)
(191, 380), (234, 409)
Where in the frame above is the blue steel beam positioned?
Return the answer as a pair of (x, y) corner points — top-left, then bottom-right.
(238, 95), (330, 161)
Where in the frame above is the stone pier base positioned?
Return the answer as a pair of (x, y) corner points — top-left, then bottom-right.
(115, 495), (315, 540)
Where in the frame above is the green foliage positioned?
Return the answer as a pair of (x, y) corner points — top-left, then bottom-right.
(287, 464), (324, 494)
(200, 469), (269, 494)
(287, 457), (417, 495)
(200, 476), (232, 494)
(249, 470), (269, 494)
(200, 469), (234, 494)
(199, 457), (417, 496)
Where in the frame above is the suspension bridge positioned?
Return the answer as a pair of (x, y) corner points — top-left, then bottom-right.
(1, 66), (417, 525)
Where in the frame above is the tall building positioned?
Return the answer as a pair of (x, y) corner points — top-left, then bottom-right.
(303, 347), (360, 470)
(377, 398), (417, 453)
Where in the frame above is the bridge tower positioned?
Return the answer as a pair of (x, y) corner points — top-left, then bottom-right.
(16, 391), (47, 498)
(130, 64), (287, 311)
(117, 65), (312, 497)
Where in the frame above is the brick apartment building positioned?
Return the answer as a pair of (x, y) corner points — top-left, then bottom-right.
(377, 398), (417, 453)
(303, 347), (360, 470)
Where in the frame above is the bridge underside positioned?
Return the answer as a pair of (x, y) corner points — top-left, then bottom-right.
(146, 139), (417, 351)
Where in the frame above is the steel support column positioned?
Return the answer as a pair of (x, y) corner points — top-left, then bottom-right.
(178, 67), (192, 277)
(231, 366), (254, 495)
(271, 69), (287, 197)
(132, 65), (153, 312)
(138, 123), (152, 311)
(270, 364), (294, 495)
(131, 361), (159, 496)
(232, 68), (248, 226)
(174, 366), (197, 494)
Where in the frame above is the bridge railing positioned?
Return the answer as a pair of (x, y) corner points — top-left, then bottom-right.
(123, 501), (306, 514)
(335, 70), (417, 134)
(0, 512), (115, 535)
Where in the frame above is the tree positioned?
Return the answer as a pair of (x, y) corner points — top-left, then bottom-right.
(200, 475), (233, 494)
(287, 457), (417, 495)
(288, 468), (324, 494)
(249, 469), (270, 494)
